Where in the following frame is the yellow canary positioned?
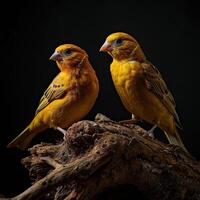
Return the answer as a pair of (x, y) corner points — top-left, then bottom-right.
(8, 44), (99, 150)
(100, 32), (187, 152)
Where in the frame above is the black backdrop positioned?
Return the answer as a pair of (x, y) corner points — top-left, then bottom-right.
(0, 0), (199, 198)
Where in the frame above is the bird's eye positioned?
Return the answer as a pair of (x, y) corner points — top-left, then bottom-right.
(114, 38), (123, 46)
(64, 49), (72, 56)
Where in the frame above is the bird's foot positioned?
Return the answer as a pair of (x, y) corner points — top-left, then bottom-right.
(119, 119), (138, 125)
(119, 114), (140, 125)
(56, 127), (67, 140)
(147, 125), (157, 138)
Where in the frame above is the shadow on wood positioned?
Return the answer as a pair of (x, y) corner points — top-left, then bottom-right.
(1, 114), (200, 200)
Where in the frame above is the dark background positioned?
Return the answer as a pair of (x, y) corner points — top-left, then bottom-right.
(0, 0), (199, 198)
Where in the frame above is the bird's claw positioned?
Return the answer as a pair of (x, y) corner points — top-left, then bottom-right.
(119, 119), (138, 125)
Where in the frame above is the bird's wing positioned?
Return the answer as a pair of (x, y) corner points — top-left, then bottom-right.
(35, 75), (67, 115)
(141, 61), (183, 129)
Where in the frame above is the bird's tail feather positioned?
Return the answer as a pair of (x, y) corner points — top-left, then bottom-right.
(164, 130), (188, 153)
(7, 127), (36, 150)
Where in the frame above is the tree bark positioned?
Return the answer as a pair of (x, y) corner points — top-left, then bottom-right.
(1, 114), (200, 200)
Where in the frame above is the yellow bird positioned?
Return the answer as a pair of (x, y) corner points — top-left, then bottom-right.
(8, 44), (99, 150)
(100, 32), (187, 152)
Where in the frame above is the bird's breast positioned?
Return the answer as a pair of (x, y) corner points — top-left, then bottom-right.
(49, 71), (98, 128)
(110, 60), (145, 115)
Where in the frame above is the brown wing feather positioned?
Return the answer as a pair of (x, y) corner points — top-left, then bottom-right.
(141, 61), (183, 129)
(35, 75), (67, 115)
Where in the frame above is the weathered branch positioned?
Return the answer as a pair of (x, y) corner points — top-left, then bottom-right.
(1, 114), (200, 200)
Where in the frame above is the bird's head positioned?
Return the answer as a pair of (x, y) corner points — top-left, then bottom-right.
(50, 44), (88, 71)
(100, 32), (146, 61)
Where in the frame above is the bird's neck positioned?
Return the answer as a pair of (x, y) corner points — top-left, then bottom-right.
(112, 45), (146, 63)
(130, 45), (147, 62)
(57, 56), (88, 71)
(59, 58), (94, 79)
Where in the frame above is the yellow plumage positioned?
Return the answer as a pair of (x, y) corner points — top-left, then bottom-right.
(100, 32), (187, 152)
(8, 44), (99, 150)
(110, 60), (174, 132)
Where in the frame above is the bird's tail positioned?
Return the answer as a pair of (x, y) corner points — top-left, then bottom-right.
(7, 127), (37, 150)
(164, 130), (188, 153)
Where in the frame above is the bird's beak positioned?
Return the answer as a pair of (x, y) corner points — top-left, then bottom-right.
(99, 41), (113, 52)
(49, 51), (63, 61)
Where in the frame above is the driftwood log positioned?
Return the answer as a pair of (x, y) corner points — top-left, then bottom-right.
(1, 114), (200, 200)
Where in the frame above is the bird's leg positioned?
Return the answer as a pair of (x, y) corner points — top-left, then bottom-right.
(119, 114), (140, 125)
(148, 124), (157, 138)
(56, 127), (67, 139)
